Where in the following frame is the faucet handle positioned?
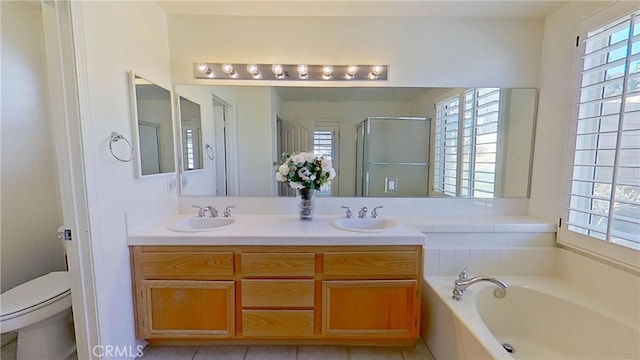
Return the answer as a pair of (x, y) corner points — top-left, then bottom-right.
(192, 205), (206, 218)
(341, 206), (353, 218)
(458, 266), (470, 280)
(223, 206), (235, 217)
(371, 206), (383, 218)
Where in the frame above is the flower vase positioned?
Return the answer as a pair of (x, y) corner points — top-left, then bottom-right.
(298, 188), (316, 221)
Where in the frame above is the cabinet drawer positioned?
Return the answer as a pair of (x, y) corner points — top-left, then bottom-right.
(323, 251), (418, 277)
(242, 310), (314, 337)
(241, 253), (315, 277)
(242, 280), (315, 308)
(137, 252), (234, 278)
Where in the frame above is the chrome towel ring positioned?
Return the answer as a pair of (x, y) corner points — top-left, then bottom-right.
(205, 143), (214, 160)
(109, 132), (134, 162)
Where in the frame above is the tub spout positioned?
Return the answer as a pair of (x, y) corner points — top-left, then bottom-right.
(452, 276), (509, 301)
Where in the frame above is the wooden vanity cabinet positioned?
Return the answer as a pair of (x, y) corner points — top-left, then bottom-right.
(130, 245), (422, 345)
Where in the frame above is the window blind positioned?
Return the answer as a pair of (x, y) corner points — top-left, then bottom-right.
(434, 96), (460, 196)
(567, 11), (640, 250)
(314, 128), (334, 196)
(462, 88), (500, 198)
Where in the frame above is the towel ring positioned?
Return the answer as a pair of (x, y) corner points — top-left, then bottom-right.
(205, 143), (214, 160)
(109, 132), (134, 162)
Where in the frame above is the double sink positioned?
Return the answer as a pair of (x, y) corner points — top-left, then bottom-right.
(167, 216), (398, 233)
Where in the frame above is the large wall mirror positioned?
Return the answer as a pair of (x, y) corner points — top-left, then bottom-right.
(174, 85), (537, 198)
(130, 71), (176, 177)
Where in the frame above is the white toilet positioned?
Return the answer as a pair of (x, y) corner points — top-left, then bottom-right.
(1, 271), (75, 359)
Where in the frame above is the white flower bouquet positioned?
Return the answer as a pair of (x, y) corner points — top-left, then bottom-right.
(274, 151), (336, 191)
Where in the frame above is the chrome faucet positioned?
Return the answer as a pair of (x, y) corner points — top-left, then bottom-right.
(371, 206), (383, 218)
(203, 206), (219, 218)
(341, 206), (353, 218)
(192, 205), (206, 218)
(358, 206), (368, 218)
(452, 267), (508, 301)
(223, 206), (235, 218)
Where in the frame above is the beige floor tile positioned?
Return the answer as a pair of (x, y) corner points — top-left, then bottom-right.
(194, 345), (248, 360)
(348, 346), (404, 360)
(297, 345), (349, 360)
(0, 340), (16, 360)
(138, 346), (198, 359)
(245, 345), (297, 360)
(401, 339), (436, 360)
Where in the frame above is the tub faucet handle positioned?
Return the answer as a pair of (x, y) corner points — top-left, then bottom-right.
(458, 267), (470, 280)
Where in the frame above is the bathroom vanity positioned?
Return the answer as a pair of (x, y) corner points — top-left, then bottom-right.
(128, 214), (425, 346)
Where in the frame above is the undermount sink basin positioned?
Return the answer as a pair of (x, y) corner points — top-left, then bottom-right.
(330, 218), (399, 233)
(168, 217), (236, 232)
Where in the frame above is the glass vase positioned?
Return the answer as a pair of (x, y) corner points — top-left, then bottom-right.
(298, 188), (316, 221)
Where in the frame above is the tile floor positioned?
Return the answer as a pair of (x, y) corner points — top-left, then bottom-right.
(1, 337), (435, 360)
(138, 339), (436, 360)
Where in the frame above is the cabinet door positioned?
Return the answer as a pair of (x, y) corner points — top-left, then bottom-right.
(141, 280), (234, 338)
(323, 280), (418, 337)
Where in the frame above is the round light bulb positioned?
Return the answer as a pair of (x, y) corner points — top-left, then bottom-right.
(271, 64), (283, 75)
(371, 65), (385, 75)
(322, 65), (334, 76)
(297, 64), (308, 75)
(221, 64), (235, 74)
(347, 65), (359, 76)
(197, 63), (210, 73)
(246, 64), (259, 75)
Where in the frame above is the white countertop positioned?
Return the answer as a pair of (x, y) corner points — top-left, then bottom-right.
(400, 215), (557, 233)
(128, 214), (427, 246)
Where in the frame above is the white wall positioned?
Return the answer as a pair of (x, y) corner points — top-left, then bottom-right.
(168, 16), (543, 88)
(0, 1), (65, 292)
(529, 1), (613, 222)
(74, 1), (177, 351)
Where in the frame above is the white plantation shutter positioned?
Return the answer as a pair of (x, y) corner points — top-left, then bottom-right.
(567, 10), (640, 250)
(313, 126), (335, 196)
(462, 88), (500, 198)
(434, 95), (460, 196)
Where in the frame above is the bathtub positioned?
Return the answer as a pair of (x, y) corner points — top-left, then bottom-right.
(422, 276), (640, 359)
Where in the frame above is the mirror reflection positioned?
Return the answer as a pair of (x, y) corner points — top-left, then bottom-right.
(178, 96), (203, 171)
(130, 72), (176, 177)
(174, 85), (537, 198)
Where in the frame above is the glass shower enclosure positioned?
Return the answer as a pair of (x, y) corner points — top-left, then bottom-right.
(355, 117), (431, 197)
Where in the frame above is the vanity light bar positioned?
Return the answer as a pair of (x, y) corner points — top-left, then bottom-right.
(193, 63), (388, 81)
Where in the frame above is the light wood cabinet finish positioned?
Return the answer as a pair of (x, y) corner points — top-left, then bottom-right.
(323, 280), (418, 337)
(241, 252), (315, 277)
(141, 280), (234, 338)
(242, 280), (315, 308)
(130, 245), (422, 345)
(242, 310), (314, 337)
(323, 251), (418, 277)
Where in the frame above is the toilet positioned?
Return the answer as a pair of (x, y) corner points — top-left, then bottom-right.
(1, 271), (75, 359)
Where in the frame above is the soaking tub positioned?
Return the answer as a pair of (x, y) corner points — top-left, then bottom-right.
(422, 276), (640, 359)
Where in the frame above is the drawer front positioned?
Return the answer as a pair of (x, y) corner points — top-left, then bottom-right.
(137, 252), (234, 278)
(241, 253), (315, 277)
(323, 251), (418, 277)
(242, 310), (314, 337)
(241, 280), (315, 308)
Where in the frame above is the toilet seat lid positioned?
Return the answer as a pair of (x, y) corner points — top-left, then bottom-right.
(1, 271), (70, 318)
